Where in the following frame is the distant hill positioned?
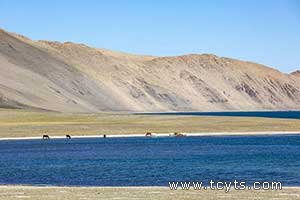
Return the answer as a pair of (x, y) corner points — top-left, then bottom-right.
(291, 70), (300, 78)
(0, 28), (300, 112)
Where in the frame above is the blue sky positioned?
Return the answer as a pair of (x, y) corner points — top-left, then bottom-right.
(0, 0), (299, 73)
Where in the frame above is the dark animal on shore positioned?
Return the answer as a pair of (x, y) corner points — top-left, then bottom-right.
(174, 132), (185, 137)
(145, 132), (152, 137)
(66, 135), (71, 139)
(42, 135), (50, 140)
(103, 134), (107, 138)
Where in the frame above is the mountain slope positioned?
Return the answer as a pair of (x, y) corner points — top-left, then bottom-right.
(0, 29), (300, 112)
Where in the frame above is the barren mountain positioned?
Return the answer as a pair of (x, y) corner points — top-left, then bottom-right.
(0, 28), (299, 112)
(291, 70), (300, 79)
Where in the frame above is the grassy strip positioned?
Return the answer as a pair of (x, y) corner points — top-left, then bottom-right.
(0, 108), (299, 138)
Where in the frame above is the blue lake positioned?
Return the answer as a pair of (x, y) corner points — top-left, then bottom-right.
(141, 111), (300, 119)
(0, 135), (300, 186)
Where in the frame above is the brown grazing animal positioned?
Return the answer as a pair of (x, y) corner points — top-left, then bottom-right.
(42, 135), (50, 140)
(145, 132), (152, 137)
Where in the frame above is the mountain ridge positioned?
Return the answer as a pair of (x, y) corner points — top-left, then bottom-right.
(0, 28), (299, 112)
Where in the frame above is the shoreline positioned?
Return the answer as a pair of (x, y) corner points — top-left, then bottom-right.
(1, 185), (299, 200)
(0, 131), (299, 141)
(1, 185), (300, 189)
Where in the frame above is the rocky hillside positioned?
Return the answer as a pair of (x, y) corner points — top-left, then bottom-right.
(0, 28), (299, 112)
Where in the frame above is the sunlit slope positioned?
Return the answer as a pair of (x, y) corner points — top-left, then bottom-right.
(1, 28), (300, 112)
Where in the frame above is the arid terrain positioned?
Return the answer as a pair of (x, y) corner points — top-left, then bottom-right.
(0, 186), (299, 200)
(1, 28), (300, 112)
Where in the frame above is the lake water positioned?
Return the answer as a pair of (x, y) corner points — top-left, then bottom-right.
(142, 111), (300, 119)
(0, 135), (300, 186)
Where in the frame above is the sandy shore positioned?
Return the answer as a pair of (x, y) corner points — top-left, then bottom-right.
(0, 131), (299, 141)
(0, 186), (299, 200)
